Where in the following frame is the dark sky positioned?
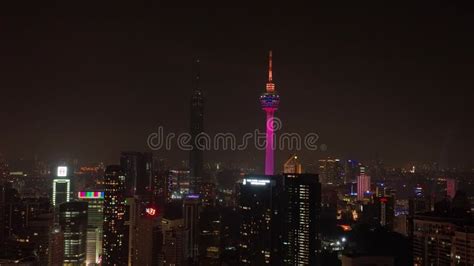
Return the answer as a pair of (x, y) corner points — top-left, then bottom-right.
(1, 2), (473, 169)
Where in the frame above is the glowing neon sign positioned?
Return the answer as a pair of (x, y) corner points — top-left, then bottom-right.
(78, 191), (104, 199)
(57, 166), (68, 177)
(146, 207), (157, 216)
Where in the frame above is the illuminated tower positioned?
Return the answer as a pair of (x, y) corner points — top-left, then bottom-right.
(260, 51), (280, 175)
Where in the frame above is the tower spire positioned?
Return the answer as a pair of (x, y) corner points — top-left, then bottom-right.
(195, 58), (201, 90)
(268, 50), (273, 82)
(266, 50), (275, 93)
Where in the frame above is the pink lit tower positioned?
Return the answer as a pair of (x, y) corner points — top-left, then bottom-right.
(260, 51), (280, 175)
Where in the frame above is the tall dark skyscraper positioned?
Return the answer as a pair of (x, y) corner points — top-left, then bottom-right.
(238, 174), (322, 265)
(59, 201), (88, 265)
(102, 165), (128, 266)
(183, 194), (200, 262)
(189, 59), (204, 193)
(238, 175), (286, 264)
(120, 152), (153, 197)
(283, 173), (321, 265)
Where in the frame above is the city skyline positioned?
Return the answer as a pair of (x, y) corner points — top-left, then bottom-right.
(1, 3), (473, 169)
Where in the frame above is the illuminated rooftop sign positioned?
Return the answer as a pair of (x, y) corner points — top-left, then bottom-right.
(57, 166), (68, 177)
(78, 191), (104, 199)
(243, 179), (271, 186)
(145, 207), (157, 216)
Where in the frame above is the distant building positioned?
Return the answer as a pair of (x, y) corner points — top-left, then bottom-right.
(446, 178), (457, 199)
(102, 165), (128, 265)
(189, 59), (204, 193)
(166, 169), (191, 201)
(120, 152), (153, 197)
(318, 158), (342, 185)
(357, 173), (371, 201)
(283, 154), (303, 174)
(59, 201), (88, 265)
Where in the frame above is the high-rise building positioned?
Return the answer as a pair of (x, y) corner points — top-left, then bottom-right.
(189, 59), (204, 193)
(413, 214), (474, 266)
(183, 194), (201, 262)
(77, 191), (104, 265)
(446, 178), (457, 199)
(165, 169), (191, 201)
(318, 158), (342, 185)
(127, 197), (162, 265)
(53, 166), (71, 207)
(374, 196), (395, 229)
(357, 172), (371, 201)
(283, 173), (321, 265)
(120, 152), (153, 197)
(260, 51), (280, 175)
(59, 201), (88, 265)
(161, 217), (188, 266)
(283, 154), (303, 174)
(102, 165), (128, 265)
(238, 175), (284, 264)
(48, 225), (64, 266)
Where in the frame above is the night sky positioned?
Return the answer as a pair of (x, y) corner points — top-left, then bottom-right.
(1, 2), (473, 169)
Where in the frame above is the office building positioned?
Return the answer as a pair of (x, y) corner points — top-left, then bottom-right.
(446, 178), (457, 199)
(161, 217), (188, 266)
(49, 225), (64, 266)
(120, 152), (153, 197)
(59, 201), (88, 265)
(184, 194), (200, 262)
(102, 165), (128, 265)
(283, 173), (321, 265)
(413, 214), (474, 265)
(77, 191), (104, 265)
(357, 172), (371, 201)
(238, 175), (284, 264)
(283, 154), (302, 174)
(53, 166), (71, 207)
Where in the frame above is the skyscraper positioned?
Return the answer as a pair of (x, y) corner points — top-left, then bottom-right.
(59, 201), (88, 265)
(260, 51), (280, 175)
(283, 173), (322, 265)
(77, 191), (104, 265)
(446, 178), (457, 199)
(183, 194), (200, 262)
(102, 165), (128, 265)
(120, 152), (153, 197)
(189, 59), (204, 193)
(357, 171), (371, 201)
(48, 225), (64, 266)
(283, 154), (303, 174)
(52, 166), (71, 207)
(238, 176), (285, 264)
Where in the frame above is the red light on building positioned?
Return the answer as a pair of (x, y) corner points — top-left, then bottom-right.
(339, 224), (352, 231)
(145, 207), (157, 217)
(380, 197), (388, 203)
